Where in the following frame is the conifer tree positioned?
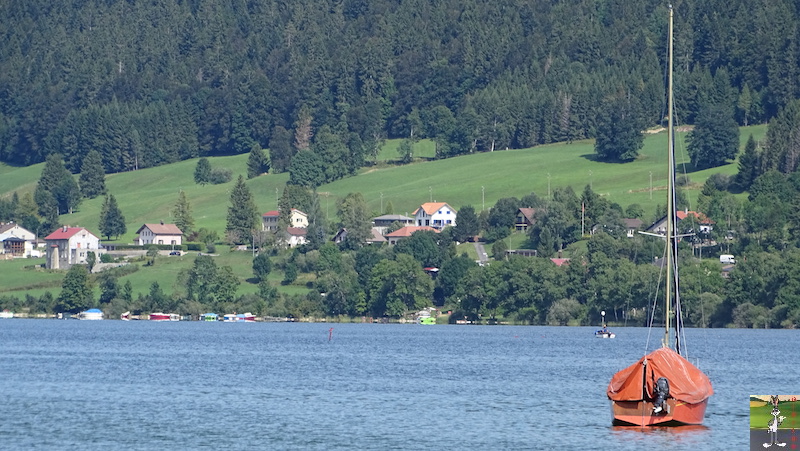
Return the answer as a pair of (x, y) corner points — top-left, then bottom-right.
(172, 190), (194, 235)
(98, 194), (127, 240)
(194, 157), (211, 185)
(79, 149), (106, 198)
(226, 175), (259, 244)
(246, 144), (270, 179)
(736, 134), (759, 191)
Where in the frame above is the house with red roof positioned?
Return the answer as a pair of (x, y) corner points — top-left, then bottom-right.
(385, 226), (439, 245)
(262, 208), (307, 232)
(412, 202), (457, 230)
(44, 226), (101, 269)
(135, 222), (183, 246)
(646, 210), (714, 236)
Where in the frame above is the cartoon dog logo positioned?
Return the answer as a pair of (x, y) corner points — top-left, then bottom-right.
(763, 395), (786, 448)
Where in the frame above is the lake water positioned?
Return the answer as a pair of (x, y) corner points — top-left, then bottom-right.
(0, 320), (795, 450)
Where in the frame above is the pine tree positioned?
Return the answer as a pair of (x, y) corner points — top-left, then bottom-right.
(194, 157), (211, 185)
(79, 149), (106, 198)
(98, 194), (127, 240)
(172, 190), (194, 235)
(226, 175), (259, 244)
(246, 144), (270, 179)
(736, 134), (759, 191)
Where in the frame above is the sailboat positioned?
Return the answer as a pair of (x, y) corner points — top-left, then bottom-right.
(606, 5), (713, 426)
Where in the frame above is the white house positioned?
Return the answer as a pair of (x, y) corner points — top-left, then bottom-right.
(262, 208), (308, 231)
(0, 222), (39, 257)
(44, 226), (102, 269)
(135, 223), (183, 246)
(286, 227), (307, 247)
(412, 202), (457, 229)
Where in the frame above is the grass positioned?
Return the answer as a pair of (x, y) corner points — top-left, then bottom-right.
(0, 124), (769, 301)
(0, 251), (309, 302)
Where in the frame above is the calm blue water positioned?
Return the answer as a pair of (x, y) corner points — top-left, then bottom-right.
(0, 320), (794, 450)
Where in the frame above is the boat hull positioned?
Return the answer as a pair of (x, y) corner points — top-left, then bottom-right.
(611, 398), (708, 426)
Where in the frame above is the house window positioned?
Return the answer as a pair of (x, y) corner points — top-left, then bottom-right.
(425, 220), (429, 226)
(158, 240), (163, 244)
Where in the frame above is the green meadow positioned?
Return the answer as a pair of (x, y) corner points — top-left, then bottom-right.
(0, 125), (767, 301)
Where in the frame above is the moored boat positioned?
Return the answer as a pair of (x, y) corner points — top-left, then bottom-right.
(201, 313), (218, 321)
(149, 312), (180, 321)
(606, 6), (713, 426)
(78, 308), (104, 320)
(0, 309), (14, 319)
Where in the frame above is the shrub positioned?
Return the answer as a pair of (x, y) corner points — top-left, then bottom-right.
(209, 168), (232, 184)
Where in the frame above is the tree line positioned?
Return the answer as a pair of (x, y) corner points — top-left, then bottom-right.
(1, 0), (798, 178)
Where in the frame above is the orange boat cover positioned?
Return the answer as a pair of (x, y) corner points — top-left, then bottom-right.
(607, 347), (713, 404)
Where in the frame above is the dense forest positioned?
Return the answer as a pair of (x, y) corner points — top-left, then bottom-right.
(1, 0), (799, 174)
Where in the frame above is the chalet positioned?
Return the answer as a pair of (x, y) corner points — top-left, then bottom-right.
(135, 222), (183, 246)
(44, 226), (101, 270)
(385, 226), (439, 245)
(623, 218), (644, 238)
(367, 228), (387, 245)
(412, 202), (457, 229)
(515, 208), (536, 231)
(0, 222), (38, 257)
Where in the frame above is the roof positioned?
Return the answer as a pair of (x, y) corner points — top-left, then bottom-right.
(373, 214), (413, 222)
(287, 227), (307, 236)
(412, 202), (454, 216)
(550, 258), (570, 267)
(367, 228), (386, 242)
(676, 210), (714, 224)
(136, 223), (183, 235)
(0, 223), (19, 234)
(44, 227), (95, 241)
(517, 208), (536, 223)
(623, 218), (644, 229)
(290, 208), (307, 216)
(385, 226), (439, 238)
(262, 210), (280, 217)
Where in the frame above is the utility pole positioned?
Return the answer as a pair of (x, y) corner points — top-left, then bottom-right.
(481, 186), (485, 211)
(649, 171), (653, 200)
(547, 173), (551, 199)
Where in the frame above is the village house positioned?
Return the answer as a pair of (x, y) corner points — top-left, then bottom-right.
(285, 227), (307, 247)
(0, 222), (39, 258)
(646, 210), (714, 235)
(135, 222), (183, 246)
(385, 226), (439, 246)
(412, 202), (457, 229)
(515, 208), (536, 231)
(623, 218), (644, 238)
(262, 208), (308, 232)
(44, 226), (101, 269)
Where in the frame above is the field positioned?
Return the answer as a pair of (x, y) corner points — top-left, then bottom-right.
(0, 125), (767, 301)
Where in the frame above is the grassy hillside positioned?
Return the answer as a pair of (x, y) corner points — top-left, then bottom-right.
(0, 124), (767, 242)
(0, 125), (769, 303)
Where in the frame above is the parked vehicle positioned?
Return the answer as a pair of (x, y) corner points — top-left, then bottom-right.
(720, 254), (735, 264)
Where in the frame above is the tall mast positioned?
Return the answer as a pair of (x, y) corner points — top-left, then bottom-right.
(664, 4), (674, 351)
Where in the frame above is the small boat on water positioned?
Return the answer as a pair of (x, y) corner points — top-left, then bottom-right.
(223, 312), (256, 322)
(606, 6), (713, 426)
(418, 316), (436, 325)
(149, 312), (180, 321)
(78, 308), (104, 320)
(201, 313), (218, 321)
(0, 310), (14, 319)
(120, 311), (131, 321)
(595, 310), (615, 338)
